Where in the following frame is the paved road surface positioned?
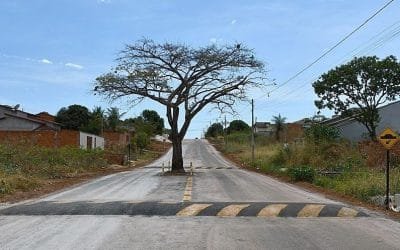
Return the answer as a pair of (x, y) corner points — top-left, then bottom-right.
(1, 139), (400, 249)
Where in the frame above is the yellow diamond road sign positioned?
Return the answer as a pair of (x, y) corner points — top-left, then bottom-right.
(378, 128), (400, 149)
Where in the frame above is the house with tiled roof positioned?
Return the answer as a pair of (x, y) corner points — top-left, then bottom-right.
(0, 104), (61, 131)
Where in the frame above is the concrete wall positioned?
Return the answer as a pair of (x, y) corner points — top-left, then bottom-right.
(79, 132), (104, 150)
(336, 102), (400, 142)
(0, 116), (41, 131)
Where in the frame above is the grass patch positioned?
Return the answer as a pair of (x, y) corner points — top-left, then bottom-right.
(0, 143), (108, 196)
(210, 130), (400, 204)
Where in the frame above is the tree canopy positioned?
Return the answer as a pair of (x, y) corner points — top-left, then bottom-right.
(205, 122), (224, 138)
(106, 107), (125, 132)
(313, 56), (400, 140)
(141, 109), (164, 135)
(55, 104), (91, 131)
(94, 39), (266, 172)
(227, 119), (249, 134)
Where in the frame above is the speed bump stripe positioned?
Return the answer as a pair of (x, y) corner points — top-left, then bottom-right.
(182, 176), (193, 202)
(297, 204), (325, 217)
(217, 204), (250, 217)
(337, 207), (359, 217)
(176, 204), (212, 216)
(257, 204), (287, 217)
(0, 201), (368, 217)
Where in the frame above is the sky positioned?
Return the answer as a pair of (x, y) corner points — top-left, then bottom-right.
(0, 0), (399, 138)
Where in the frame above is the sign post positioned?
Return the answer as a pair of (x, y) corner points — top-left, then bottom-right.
(378, 128), (400, 210)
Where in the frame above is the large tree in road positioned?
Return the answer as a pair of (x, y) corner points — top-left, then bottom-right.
(313, 56), (400, 140)
(94, 39), (265, 172)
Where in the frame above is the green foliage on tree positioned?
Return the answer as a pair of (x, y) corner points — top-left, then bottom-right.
(123, 109), (164, 137)
(313, 56), (400, 140)
(271, 114), (286, 141)
(83, 106), (105, 135)
(141, 109), (164, 135)
(205, 123), (224, 138)
(305, 124), (339, 143)
(106, 107), (125, 132)
(136, 131), (150, 151)
(227, 120), (249, 134)
(55, 105), (91, 131)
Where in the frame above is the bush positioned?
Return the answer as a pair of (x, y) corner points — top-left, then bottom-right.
(136, 132), (150, 150)
(269, 147), (287, 166)
(0, 179), (12, 194)
(288, 166), (316, 182)
(305, 124), (339, 143)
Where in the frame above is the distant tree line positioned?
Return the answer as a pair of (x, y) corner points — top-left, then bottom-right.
(205, 119), (250, 138)
(55, 105), (165, 149)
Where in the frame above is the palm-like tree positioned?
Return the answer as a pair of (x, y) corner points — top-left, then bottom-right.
(106, 107), (126, 132)
(272, 114), (287, 141)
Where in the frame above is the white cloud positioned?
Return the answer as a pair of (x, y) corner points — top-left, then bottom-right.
(97, 0), (111, 3)
(40, 59), (53, 64)
(231, 19), (237, 25)
(65, 62), (83, 70)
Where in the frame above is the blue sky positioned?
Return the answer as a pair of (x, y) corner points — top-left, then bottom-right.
(1, 0), (399, 138)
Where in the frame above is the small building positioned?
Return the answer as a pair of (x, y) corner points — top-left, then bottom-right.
(79, 131), (104, 150)
(0, 105), (61, 131)
(321, 101), (400, 142)
(0, 104), (104, 149)
(254, 122), (275, 136)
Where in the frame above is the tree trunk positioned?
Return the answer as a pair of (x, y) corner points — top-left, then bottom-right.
(369, 126), (378, 141)
(171, 134), (184, 172)
(166, 106), (186, 173)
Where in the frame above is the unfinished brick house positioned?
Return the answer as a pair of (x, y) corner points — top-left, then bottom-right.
(0, 104), (104, 149)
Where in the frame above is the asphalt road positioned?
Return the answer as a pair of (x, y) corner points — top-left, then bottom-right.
(1, 139), (400, 249)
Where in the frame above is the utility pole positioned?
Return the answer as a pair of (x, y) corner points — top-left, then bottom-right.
(251, 99), (255, 165)
(224, 115), (227, 150)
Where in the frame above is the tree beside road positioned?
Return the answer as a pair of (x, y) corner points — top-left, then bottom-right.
(94, 39), (266, 172)
(313, 56), (400, 140)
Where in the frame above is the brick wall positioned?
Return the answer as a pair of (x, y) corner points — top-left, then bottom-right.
(285, 123), (304, 142)
(36, 112), (56, 122)
(0, 130), (79, 148)
(103, 131), (131, 150)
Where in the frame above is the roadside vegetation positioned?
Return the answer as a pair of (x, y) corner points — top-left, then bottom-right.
(208, 122), (400, 204)
(0, 106), (170, 201)
(0, 139), (167, 200)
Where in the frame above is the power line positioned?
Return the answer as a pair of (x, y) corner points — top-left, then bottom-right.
(264, 0), (396, 97)
(236, 0), (396, 116)
(256, 18), (400, 113)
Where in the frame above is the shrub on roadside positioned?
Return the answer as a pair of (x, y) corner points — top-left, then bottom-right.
(136, 132), (150, 151)
(288, 166), (316, 183)
(305, 124), (339, 143)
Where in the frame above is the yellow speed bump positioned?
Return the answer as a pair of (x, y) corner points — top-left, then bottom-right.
(182, 176), (193, 202)
(297, 204), (325, 217)
(337, 207), (358, 217)
(177, 204), (212, 216)
(217, 204), (249, 217)
(257, 204), (287, 217)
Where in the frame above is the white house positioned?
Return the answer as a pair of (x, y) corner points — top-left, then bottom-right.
(79, 131), (104, 150)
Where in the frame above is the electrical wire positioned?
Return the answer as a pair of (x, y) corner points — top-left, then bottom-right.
(264, 0), (396, 97)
